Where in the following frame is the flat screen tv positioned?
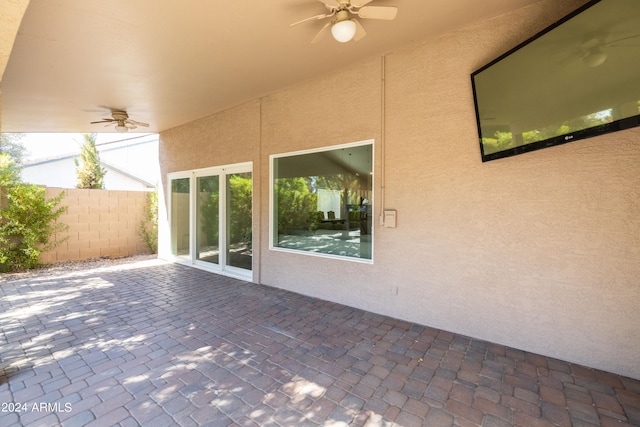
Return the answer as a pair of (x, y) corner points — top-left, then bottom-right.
(471, 0), (640, 162)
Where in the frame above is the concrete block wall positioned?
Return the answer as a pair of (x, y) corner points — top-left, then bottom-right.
(40, 187), (151, 264)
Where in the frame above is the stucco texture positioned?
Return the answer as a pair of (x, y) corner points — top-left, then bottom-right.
(159, 0), (640, 379)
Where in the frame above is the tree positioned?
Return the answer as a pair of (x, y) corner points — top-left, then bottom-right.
(275, 177), (318, 234)
(0, 151), (21, 188)
(228, 173), (252, 244)
(0, 152), (20, 209)
(0, 153), (68, 271)
(75, 133), (106, 189)
(0, 133), (28, 166)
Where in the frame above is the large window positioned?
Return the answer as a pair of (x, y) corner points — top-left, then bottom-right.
(271, 141), (373, 261)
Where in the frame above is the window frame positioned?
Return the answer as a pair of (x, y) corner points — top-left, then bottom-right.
(269, 139), (374, 263)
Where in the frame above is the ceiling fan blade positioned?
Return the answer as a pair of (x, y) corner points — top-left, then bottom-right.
(357, 6), (398, 20)
(353, 19), (367, 41)
(350, 0), (374, 7)
(311, 21), (332, 44)
(602, 34), (640, 47)
(128, 120), (149, 127)
(291, 13), (330, 27)
(125, 123), (137, 130)
(90, 119), (113, 124)
(317, 0), (340, 9)
(609, 42), (640, 48)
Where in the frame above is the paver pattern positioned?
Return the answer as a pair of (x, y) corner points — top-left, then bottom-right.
(1, 259), (639, 426)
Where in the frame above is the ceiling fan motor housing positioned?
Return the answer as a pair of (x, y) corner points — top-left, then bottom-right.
(112, 111), (129, 121)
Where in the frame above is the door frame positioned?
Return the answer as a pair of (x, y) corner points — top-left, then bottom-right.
(167, 161), (253, 281)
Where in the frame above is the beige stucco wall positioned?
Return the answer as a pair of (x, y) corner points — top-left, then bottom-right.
(0, 0), (31, 133)
(159, 0), (640, 379)
(159, 100), (262, 275)
(41, 188), (150, 263)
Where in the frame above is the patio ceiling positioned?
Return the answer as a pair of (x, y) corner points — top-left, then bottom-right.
(0, 0), (541, 134)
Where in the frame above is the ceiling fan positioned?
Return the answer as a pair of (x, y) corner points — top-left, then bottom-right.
(558, 33), (640, 68)
(90, 111), (149, 133)
(291, 0), (398, 43)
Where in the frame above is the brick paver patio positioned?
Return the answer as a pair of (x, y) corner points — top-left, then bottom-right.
(1, 258), (639, 426)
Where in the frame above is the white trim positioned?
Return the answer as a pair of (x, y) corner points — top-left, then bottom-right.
(270, 246), (373, 264)
(166, 162), (254, 282)
(270, 139), (374, 160)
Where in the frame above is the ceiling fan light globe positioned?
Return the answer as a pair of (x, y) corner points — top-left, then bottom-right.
(331, 19), (357, 42)
(583, 49), (607, 67)
(115, 124), (129, 132)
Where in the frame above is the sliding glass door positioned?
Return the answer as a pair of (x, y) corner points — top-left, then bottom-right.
(196, 175), (219, 265)
(170, 176), (191, 261)
(226, 172), (252, 270)
(168, 163), (252, 280)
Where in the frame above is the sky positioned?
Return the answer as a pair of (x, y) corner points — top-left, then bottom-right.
(11, 132), (161, 187)
(17, 133), (152, 161)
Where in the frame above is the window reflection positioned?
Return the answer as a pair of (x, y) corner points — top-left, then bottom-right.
(196, 175), (219, 264)
(227, 172), (253, 270)
(170, 177), (190, 258)
(273, 143), (373, 260)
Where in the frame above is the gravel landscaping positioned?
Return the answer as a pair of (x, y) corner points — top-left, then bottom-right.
(0, 253), (157, 283)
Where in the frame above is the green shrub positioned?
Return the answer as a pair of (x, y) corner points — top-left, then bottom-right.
(228, 174), (252, 244)
(275, 177), (318, 234)
(138, 188), (158, 254)
(0, 154), (68, 271)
